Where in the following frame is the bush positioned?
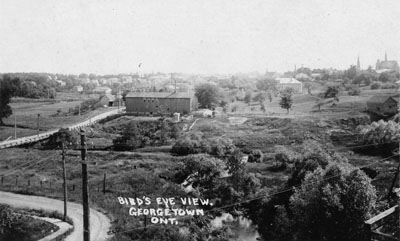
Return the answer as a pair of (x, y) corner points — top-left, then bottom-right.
(171, 132), (236, 156)
(370, 81), (382, 89)
(274, 145), (297, 167)
(381, 83), (397, 89)
(248, 149), (263, 163)
(348, 86), (361, 96)
(113, 120), (181, 151)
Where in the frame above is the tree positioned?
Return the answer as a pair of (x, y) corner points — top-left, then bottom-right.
(344, 65), (358, 80)
(113, 121), (143, 150)
(324, 86), (340, 101)
(267, 91), (273, 102)
(356, 120), (400, 155)
(379, 72), (398, 83)
(244, 91), (252, 105)
(195, 83), (221, 108)
(0, 75), (19, 125)
(260, 102), (266, 113)
(253, 92), (266, 103)
(279, 92), (293, 113)
(290, 164), (377, 241)
(304, 82), (313, 95)
(45, 128), (77, 148)
(256, 78), (278, 92)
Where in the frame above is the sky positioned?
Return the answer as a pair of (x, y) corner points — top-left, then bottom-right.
(0, 0), (399, 75)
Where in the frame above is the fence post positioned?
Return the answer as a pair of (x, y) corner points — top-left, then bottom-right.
(40, 181), (42, 187)
(73, 184), (75, 191)
(28, 179), (30, 186)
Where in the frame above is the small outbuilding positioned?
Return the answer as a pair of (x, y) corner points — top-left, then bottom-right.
(95, 94), (115, 108)
(367, 95), (398, 117)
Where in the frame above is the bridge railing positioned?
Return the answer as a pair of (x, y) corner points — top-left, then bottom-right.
(0, 108), (125, 149)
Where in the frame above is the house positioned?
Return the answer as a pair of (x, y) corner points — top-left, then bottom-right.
(56, 80), (66, 87)
(93, 86), (112, 95)
(125, 92), (198, 115)
(73, 85), (83, 92)
(95, 94), (115, 108)
(276, 78), (303, 93)
(367, 95), (398, 117)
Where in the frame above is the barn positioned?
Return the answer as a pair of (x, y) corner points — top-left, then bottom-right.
(125, 92), (198, 115)
(367, 95), (398, 117)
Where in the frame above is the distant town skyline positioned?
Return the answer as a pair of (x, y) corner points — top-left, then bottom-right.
(0, 0), (399, 75)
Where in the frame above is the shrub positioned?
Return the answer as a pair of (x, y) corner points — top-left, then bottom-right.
(248, 149), (263, 163)
(171, 132), (236, 156)
(348, 86), (361, 96)
(381, 83), (397, 89)
(370, 81), (382, 89)
(274, 145), (297, 167)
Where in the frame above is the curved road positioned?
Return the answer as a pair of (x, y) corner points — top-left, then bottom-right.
(0, 191), (112, 241)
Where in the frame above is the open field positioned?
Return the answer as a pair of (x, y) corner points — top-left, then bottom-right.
(0, 99), (121, 141)
(224, 88), (398, 118)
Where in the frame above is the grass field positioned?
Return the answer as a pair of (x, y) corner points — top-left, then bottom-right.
(0, 98), (120, 141)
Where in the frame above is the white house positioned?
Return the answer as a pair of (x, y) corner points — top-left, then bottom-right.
(276, 78), (303, 93)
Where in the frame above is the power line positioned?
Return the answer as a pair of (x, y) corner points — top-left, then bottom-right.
(112, 154), (399, 235)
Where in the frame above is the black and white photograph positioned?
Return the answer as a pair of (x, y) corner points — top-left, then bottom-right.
(0, 0), (399, 240)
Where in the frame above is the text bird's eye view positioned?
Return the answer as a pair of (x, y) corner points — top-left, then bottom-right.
(0, 0), (400, 241)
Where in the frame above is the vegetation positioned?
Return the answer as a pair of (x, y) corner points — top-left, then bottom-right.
(279, 91), (293, 113)
(171, 132), (236, 156)
(195, 83), (222, 108)
(44, 128), (78, 148)
(0, 74), (56, 99)
(290, 164), (376, 241)
(113, 120), (181, 151)
(256, 78), (278, 92)
(356, 120), (399, 155)
(0, 204), (59, 241)
(0, 75), (19, 125)
(247, 141), (377, 241)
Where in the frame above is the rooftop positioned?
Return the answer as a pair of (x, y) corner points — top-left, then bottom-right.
(126, 91), (194, 99)
(276, 77), (301, 84)
(367, 95), (399, 104)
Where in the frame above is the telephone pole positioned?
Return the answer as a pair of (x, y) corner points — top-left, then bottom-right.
(398, 95), (400, 241)
(80, 129), (90, 241)
(61, 143), (68, 221)
(37, 114), (40, 137)
(14, 108), (16, 139)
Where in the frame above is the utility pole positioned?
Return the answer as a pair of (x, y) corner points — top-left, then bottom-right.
(398, 95), (400, 241)
(118, 85), (120, 111)
(79, 104), (81, 116)
(37, 114), (40, 137)
(80, 129), (90, 241)
(14, 108), (16, 139)
(62, 143), (68, 222)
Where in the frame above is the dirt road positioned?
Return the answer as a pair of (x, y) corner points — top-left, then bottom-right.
(0, 191), (112, 241)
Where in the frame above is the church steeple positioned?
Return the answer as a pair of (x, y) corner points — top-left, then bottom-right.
(385, 52), (388, 61)
(357, 56), (361, 70)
